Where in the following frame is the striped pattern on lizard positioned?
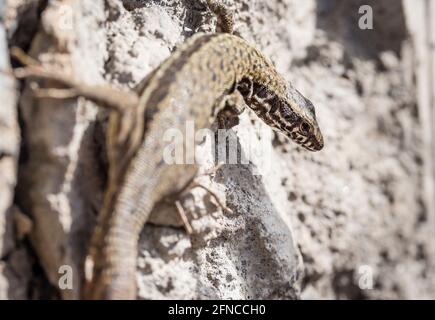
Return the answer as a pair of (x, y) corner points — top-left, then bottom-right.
(11, 0), (323, 299)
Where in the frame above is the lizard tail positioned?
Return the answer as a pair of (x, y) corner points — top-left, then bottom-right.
(82, 188), (141, 300)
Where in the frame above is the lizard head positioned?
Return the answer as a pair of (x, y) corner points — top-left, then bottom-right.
(277, 87), (324, 152)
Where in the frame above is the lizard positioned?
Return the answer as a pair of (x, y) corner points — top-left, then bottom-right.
(11, 0), (324, 299)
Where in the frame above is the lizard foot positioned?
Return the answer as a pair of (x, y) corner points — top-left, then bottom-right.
(189, 182), (233, 215)
(174, 181), (233, 235)
(165, 163), (233, 234)
(216, 91), (246, 129)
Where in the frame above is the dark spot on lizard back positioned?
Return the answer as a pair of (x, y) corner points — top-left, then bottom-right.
(220, 59), (226, 71)
(237, 77), (252, 97)
(253, 83), (269, 99)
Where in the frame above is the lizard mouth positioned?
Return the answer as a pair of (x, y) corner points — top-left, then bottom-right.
(301, 142), (322, 152)
(311, 139), (324, 151)
(283, 129), (324, 151)
(300, 133), (324, 151)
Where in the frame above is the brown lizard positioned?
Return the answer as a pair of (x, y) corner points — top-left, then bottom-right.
(12, 0), (323, 299)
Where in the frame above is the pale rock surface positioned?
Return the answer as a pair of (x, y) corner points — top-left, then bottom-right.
(0, 0), (29, 300)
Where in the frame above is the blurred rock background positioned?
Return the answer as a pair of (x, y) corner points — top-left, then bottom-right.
(0, 0), (434, 299)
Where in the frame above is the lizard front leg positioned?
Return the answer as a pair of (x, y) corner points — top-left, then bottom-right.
(216, 91), (246, 129)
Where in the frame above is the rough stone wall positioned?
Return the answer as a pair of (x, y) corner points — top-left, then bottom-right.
(0, 0), (434, 299)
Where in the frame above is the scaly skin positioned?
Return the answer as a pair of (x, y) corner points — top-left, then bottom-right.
(12, 2), (323, 300)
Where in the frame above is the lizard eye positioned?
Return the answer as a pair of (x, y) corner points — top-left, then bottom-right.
(300, 121), (311, 135)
